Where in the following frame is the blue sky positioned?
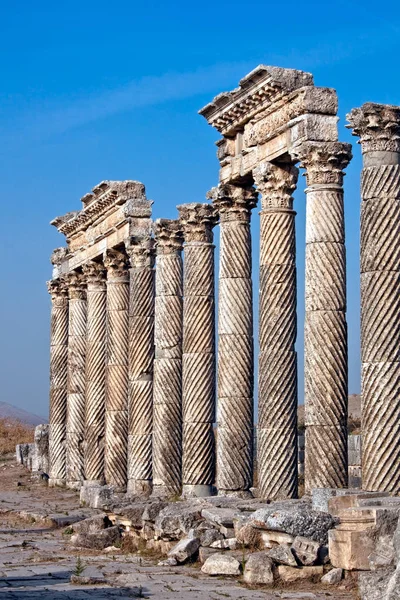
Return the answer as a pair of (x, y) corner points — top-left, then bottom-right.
(1, 1), (399, 418)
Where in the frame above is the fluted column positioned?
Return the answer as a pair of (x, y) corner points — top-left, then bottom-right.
(293, 141), (352, 493)
(83, 261), (107, 484)
(152, 219), (184, 497)
(348, 103), (400, 493)
(253, 162), (299, 500)
(66, 271), (87, 489)
(209, 184), (257, 497)
(126, 236), (155, 496)
(104, 249), (129, 491)
(47, 278), (69, 487)
(178, 203), (218, 497)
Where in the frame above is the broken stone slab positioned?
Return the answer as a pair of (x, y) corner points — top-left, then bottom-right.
(250, 508), (336, 544)
(72, 514), (112, 535)
(291, 536), (320, 565)
(201, 553), (241, 576)
(201, 507), (239, 528)
(70, 525), (121, 550)
(267, 544), (298, 567)
(167, 537), (200, 563)
(210, 537), (238, 550)
(278, 565), (324, 582)
(154, 502), (203, 540)
(321, 567), (343, 585)
(243, 552), (274, 584)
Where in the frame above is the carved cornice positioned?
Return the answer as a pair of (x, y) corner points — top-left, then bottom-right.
(51, 180), (151, 239)
(47, 278), (68, 306)
(253, 162), (298, 210)
(347, 103), (400, 153)
(292, 141), (352, 187)
(207, 184), (258, 222)
(199, 65), (313, 136)
(67, 271), (87, 300)
(104, 249), (129, 279)
(82, 261), (107, 285)
(126, 235), (155, 268)
(177, 203), (218, 243)
(153, 219), (184, 255)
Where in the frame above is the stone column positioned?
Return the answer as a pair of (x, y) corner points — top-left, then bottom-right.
(348, 103), (400, 493)
(83, 260), (107, 484)
(152, 219), (184, 497)
(126, 236), (155, 496)
(253, 162), (299, 500)
(66, 271), (87, 489)
(47, 278), (69, 487)
(104, 249), (130, 491)
(293, 141), (352, 493)
(209, 184), (258, 497)
(178, 203), (218, 497)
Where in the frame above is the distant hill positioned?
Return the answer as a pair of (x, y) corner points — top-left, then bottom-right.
(0, 402), (47, 427)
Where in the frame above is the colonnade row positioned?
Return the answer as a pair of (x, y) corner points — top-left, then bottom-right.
(48, 107), (400, 498)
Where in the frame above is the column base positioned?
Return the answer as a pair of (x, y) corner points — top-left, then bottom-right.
(151, 484), (181, 499)
(127, 479), (152, 497)
(66, 480), (83, 491)
(48, 478), (66, 488)
(80, 481), (114, 509)
(217, 489), (253, 499)
(182, 484), (214, 498)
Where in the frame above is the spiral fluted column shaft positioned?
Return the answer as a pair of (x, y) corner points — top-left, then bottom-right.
(83, 261), (107, 484)
(48, 278), (69, 487)
(104, 250), (130, 491)
(209, 184), (257, 496)
(127, 237), (155, 496)
(348, 103), (400, 493)
(294, 142), (352, 493)
(66, 271), (87, 489)
(178, 203), (218, 497)
(152, 220), (184, 497)
(254, 163), (299, 500)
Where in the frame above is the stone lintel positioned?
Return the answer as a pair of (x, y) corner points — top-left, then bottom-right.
(347, 102), (400, 154)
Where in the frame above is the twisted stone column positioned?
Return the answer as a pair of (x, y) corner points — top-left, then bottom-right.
(104, 249), (129, 491)
(152, 220), (184, 497)
(66, 271), (87, 489)
(47, 278), (69, 487)
(83, 261), (107, 484)
(348, 103), (400, 493)
(293, 142), (352, 493)
(253, 162), (299, 500)
(178, 203), (218, 497)
(209, 184), (257, 496)
(126, 236), (155, 496)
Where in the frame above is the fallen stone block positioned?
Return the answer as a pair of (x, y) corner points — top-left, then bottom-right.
(201, 553), (241, 576)
(158, 557), (178, 566)
(236, 522), (262, 548)
(168, 537), (200, 563)
(321, 567), (343, 585)
(260, 530), (295, 548)
(210, 537), (238, 550)
(243, 552), (274, 584)
(329, 528), (375, 571)
(328, 492), (390, 516)
(358, 569), (394, 600)
(291, 536), (320, 566)
(201, 508), (238, 528)
(72, 514), (111, 535)
(267, 544), (297, 567)
(70, 525), (121, 550)
(197, 527), (223, 547)
(278, 565), (323, 582)
(155, 502), (203, 540)
(250, 508), (336, 544)
(80, 483), (114, 509)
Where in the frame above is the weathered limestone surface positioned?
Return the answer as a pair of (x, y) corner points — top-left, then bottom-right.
(83, 260), (107, 484)
(178, 203), (218, 497)
(104, 249), (130, 491)
(47, 276), (69, 487)
(347, 103), (400, 494)
(32, 424), (49, 473)
(253, 161), (298, 500)
(292, 141), (352, 493)
(152, 219), (184, 497)
(127, 236), (155, 495)
(209, 184), (258, 496)
(66, 271), (87, 489)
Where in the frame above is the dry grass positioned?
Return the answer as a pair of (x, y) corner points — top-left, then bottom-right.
(0, 418), (34, 456)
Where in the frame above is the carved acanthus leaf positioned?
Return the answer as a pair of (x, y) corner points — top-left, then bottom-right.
(177, 203), (218, 243)
(292, 141), (352, 187)
(153, 219), (183, 254)
(347, 103), (400, 153)
(253, 162), (298, 210)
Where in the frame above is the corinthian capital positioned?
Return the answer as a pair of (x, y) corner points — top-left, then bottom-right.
(253, 162), (298, 210)
(292, 141), (352, 187)
(347, 102), (400, 153)
(47, 278), (68, 306)
(153, 219), (183, 255)
(67, 271), (86, 300)
(126, 235), (155, 268)
(82, 260), (106, 285)
(177, 202), (218, 243)
(104, 249), (129, 279)
(207, 183), (258, 222)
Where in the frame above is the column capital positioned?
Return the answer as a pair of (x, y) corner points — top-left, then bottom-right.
(67, 271), (86, 300)
(253, 162), (298, 211)
(104, 249), (129, 280)
(177, 203), (218, 243)
(347, 103), (400, 153)
(82, 260), (107, 285)
(153, 219), (183, 255)
(47, 278), (68, 305)
(207, 183), (257, 222)
(126, 235), (155, 268)
(292, 141), (352, 187)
